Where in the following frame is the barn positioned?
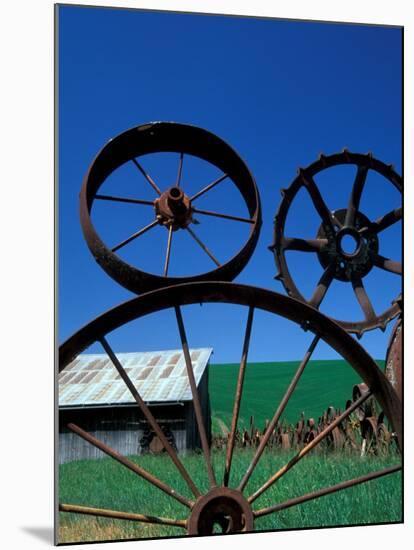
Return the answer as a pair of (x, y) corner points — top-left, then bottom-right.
(58, 348), (212, 464)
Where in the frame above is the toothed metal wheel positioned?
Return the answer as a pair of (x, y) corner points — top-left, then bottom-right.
(270, 151), (402, 336)
(80, 122), (261, 294)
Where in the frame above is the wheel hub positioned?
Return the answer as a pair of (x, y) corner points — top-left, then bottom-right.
(154, 186), (193, 230)
(316, 208), (379, 282)
(187, 487), (254, 535)
(336, 227), (361, 258)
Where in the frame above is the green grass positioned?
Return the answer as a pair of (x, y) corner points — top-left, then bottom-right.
(59, 448), (401, 543)
(59, 358), (395, 543)
(209, 359), (384, 433)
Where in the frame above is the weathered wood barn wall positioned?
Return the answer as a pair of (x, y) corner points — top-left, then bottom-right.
(58, 348), (212, 464)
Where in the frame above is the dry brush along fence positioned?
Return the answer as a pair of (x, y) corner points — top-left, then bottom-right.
(212, 383), (395, 456)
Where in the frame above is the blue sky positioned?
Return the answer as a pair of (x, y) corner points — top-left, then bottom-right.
(58, 5), (402, 363)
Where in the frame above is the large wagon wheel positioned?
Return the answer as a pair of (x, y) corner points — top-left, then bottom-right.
(59, 282), (401, 537)
(80, 122), (261, 294)
(385, 316), (402, 400)
(270, 151), (402, 336)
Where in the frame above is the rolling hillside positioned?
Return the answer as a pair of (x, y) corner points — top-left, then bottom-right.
(209, 359), (384, 433)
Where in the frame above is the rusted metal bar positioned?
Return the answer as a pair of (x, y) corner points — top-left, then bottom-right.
(300, 172), (334, 232)
(192, 207), (255, 224)
(185, 226), (221, 267)
(309, 266), (334, 309)
(248, 389), (372, 503)
(175, 306), (217, 487)
(224, 306), (255, 487)
(59, 503), (187, 528)
(131, 158), (162, 195)
(164, 225), (173, 276)
(366, 207), (402, 234)
(371, 253), (402, 275)
(331, 213), (344, 229)
(254, 464), (401, 518)
(67, 423), (193, 508)
(111, 220), (159, 253)
(95, 194), (154, 206)
(385, 317), (402, 400)
(190, 173), (228, 202)
(345, 165), (369, 227)
(176, 153), (184, 188)
(352, 277), (376, 322)
(352, 383), (372, 421)
(239, 335), (320, 492)
(282, 237), (328, 252)
(99, 336), (201, 499)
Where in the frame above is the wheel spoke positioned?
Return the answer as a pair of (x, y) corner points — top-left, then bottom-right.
(164, 225), (173, 276)
(111, 220), (159, 253)
(309, 266), (335, 309)
(254, 465), (401, 518)
(224, 306), (255, 487)
(131, 158), (162, 195)
(363, 207), (402, 234)
(282, 237), (328, 253)
(99, 336), (201, 498)
(331, 213), (344, 230)
(300, 171), (335, 232)
(371, 253), (402, 275)
(95, 194), (155, 206)
(247, 389), (372, 503)
(192, 207), (255, 224)
(185, 227), (221, 267)
(238, 335), (320, 492)
(175, 306), (217, 488)
(352, 277), (376, 322)
(66, 423), (193, 508)
(59, 503), (187, 529)
(190, 173), (229, 202)
(175, 153), (184, 188)
(345, 165), (369, 227)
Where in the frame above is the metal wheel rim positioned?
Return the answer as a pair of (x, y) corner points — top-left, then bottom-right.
(80, 122), (262, 294)
(59, 281), (402, 536)
(271, 150), (402, 335)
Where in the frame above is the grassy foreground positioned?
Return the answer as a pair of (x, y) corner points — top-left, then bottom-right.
(58, 448), (401, 544)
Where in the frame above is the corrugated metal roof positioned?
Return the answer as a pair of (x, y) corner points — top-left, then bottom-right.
(59, 348), (213, 408)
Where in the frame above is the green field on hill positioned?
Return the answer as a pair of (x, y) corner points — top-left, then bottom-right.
(208, 359), (384, 433)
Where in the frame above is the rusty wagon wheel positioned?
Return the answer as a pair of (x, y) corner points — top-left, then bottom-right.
(270, 150), (402, 336)
(80, 122), (261, 294)
(59, 282), (401, 537)
(385, 316), (402, 400)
